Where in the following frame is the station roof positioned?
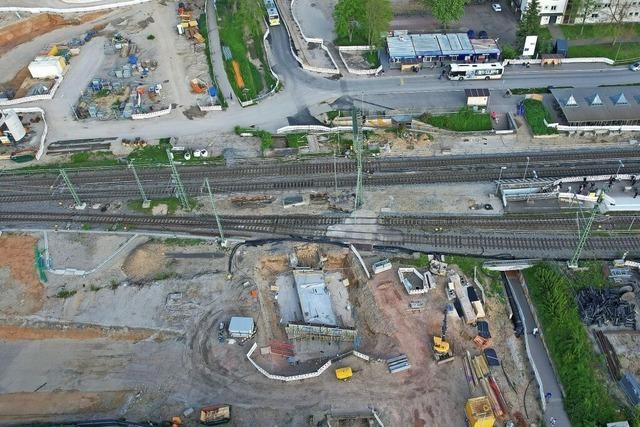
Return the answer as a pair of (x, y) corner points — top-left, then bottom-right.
(465, 88), (490, 98)
(470, 38), (501, 55)
(437, 33), (473, 55)
(410, 34), (440, 56)
(386, 35), (416, 59)
(550, 86), (640, 123)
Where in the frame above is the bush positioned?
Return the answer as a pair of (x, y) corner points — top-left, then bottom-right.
(501, 45), (518, 60)
(147, 34), (155, 40)
(522, 99), (557, 135)
(523, 264), (625, 426)
(420, 108), (492, 132)
(56, 289), (77, 298)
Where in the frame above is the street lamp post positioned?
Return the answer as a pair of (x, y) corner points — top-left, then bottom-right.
(616, 160), (625, 179)
(523, 156), (530, 180)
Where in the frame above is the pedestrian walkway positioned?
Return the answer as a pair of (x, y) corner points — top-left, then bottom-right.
(504, 271), (571, 427)
(206, 0), (237, 110)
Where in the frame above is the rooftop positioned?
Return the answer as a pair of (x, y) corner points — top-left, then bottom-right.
(293, 270), (338, 326)
(550, 86), (640, 124)
(386, 35), (416, 59)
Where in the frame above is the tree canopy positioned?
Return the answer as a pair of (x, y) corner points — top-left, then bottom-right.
(516, 0), (541, 50)
(334, 0), (392, 46)
(422, 0), (468, 29)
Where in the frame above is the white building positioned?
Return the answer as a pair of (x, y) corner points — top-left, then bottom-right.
(512, 0), (569, 24)
(573, 0), (640, 23)
(28, 56), (66, 79)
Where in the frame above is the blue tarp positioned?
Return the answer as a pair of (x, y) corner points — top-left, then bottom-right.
(128, 54), (138, 65)
(484, 348), (500, 366)
(208, 86), (217, 97)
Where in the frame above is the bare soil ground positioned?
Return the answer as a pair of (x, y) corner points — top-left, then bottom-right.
(0, 234), (44, 315)
(121, 242), (168, 281)
(0, 390), (130, 422)
(0, 323), (165, 342)
(0, 12), (105, 56)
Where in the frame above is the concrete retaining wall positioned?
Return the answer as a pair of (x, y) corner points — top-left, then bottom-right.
(338, 46), (383, 76)
(276, 125), (375, 134)
(198, 104), (223, 112)
(0, 76), (63, 106)
(131, 104), (172, 120)
(288, 0), (339, 75)
(503, 57), (614, 66)
(0, 0), (151, 13)
(545, 118), (640, 133)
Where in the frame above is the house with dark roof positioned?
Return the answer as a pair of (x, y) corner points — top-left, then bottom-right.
(550, 86), (640, 127)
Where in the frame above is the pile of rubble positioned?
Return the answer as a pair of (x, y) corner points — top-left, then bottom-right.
(576, 287), (636, 329)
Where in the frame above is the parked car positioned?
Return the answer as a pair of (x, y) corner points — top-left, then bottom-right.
(479, 30), (488, 39)
(491, 3), (502, 11)
(630, 62), (640, 71)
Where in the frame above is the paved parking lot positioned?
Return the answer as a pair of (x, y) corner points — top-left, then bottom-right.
(391, 2), (519, 46)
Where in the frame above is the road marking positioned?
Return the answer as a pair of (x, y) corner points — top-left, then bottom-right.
(400, 78), (404, 85)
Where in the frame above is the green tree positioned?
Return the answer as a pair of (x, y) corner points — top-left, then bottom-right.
(334, 0), (365, 44)
(516, 0), (541, 50)
(423, 0), (468, 29)
(570, 0), (600, 35)
(363, 0), (393, 47)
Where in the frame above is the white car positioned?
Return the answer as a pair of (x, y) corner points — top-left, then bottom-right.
(630, 62), (640, 71)
(492, 3), (502, 11)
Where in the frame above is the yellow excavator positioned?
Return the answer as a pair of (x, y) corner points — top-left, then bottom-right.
(433, 307), (454, 364)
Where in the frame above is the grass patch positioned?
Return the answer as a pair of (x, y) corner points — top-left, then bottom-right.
(215, 0), (276, 102)
(326, 110), (342, 121)
(197, 13), (227, 108)
(560, 23), (640, 40)
(234, 126), (273, 152)
(94, 88), (110, 98)
(568, 42), (640, 62)
(56, 289), (77, 299)
(161, 238), (206, 246)
(394, 253), (430, 268)
(363, 51), (380, 68)
(522, 99), (557, 135)
(285, 133), (308, 148)
(522, 263), (634, 426)
(128, 197), (196, 214)
(419, 108), (492, 132)
(127, 138), (171, 164)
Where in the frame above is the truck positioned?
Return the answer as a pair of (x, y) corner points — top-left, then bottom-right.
(199, 404), (231, 425)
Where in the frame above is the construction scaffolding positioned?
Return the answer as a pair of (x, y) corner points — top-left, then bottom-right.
(285, 323), (357, 342)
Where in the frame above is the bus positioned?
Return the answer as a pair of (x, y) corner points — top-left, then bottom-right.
(264, 0), (280, 26)
(447, 63), (504, 80)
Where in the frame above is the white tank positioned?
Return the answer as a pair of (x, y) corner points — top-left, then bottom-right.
(0, 110), (26, 142)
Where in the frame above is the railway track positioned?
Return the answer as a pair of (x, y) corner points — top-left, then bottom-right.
(2, 147), (639, 185)
(1, 211), (639, 256)
(1, 161), (638, 203)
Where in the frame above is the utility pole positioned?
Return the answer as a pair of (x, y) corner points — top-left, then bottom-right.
(59, 169), (85, 209)
(496, 166), (507, 195)
(568, 192), (604, 269)
(523, 156), (530, 180)
(333, 133), (339, 195)
(128, 160), (150, 208)
(204, 178), (225, 243)
(352, 108), (364, 210)
(166, 148), (190, 210)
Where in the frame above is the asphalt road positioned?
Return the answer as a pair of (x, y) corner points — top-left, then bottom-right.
(8, 6), (640, 145)
(505, 271), (571, 427)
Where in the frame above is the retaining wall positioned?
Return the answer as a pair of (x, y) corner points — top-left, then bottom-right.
(503, 57), (614, 66)
(545, 119), (640, 133)
(287, 0), (339, 74)
(0, 0), (151, 13)
(276, 125), (375, 134)
(131, 104), (172, 120)
(338, 46), (383, 76)
(0, 76), (63, 106)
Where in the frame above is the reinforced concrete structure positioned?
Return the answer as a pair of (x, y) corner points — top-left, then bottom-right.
(292, 269), (338, 326)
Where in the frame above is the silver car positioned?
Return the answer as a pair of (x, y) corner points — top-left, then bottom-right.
(630, 62), (640, 71)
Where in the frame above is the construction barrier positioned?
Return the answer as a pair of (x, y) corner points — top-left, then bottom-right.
(0, 0), (151, 13)
(198, 104), (223, 112)
(131, 104), (172, 120)
(247, 343), (373, 382)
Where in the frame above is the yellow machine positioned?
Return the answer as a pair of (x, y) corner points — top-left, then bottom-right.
(432, 308), (454, 363)
(465, 396), (495, 427)
(335, 367), (353, 381)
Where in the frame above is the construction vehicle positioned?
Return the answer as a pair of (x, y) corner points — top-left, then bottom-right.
(199, 404), (231, 425)
(335, 366), (353, 381)
(465, 396), (495, 427)
(432, 307), (454, 364)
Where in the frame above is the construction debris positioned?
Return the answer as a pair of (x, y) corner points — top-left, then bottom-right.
(387, 354), (410, 373)
(576, 288), (636, 329)
(451, 273), (477, 324)
(594, 330), (622, 381)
